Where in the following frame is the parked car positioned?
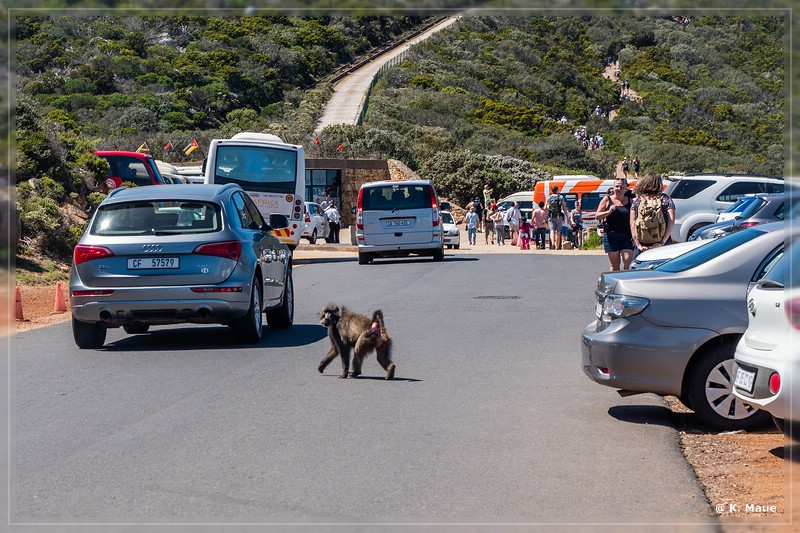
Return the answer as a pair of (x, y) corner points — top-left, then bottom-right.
(70, 183), (294, 348)
(630, 239), (709, 270)
(663, 173), (783, 242)
(689, 193), (785, 241)
(715, 194), (759, 222)
(355, 179), (444, 264)
(155, 160), (187, 184)
(582, 222), (789, 430)
(441, 211), (461, 249)
(302, 201), (330, 244)
(94, 151), (167, 188)
(732, 236), (799, 440)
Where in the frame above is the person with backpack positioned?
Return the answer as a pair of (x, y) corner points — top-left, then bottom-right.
(596, 178), (635, 270)
(546, 185), (567, 250)
(630, 172), (676, 254)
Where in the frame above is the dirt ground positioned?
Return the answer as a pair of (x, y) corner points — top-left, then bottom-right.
(4, 244), (797, 529)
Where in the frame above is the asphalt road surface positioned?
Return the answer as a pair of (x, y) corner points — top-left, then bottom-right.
(12, 252), (718, 530)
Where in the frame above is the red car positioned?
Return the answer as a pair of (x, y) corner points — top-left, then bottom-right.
(94, 151), (166, 189)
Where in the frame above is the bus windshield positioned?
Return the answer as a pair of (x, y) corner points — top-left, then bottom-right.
(213, 145), (297, 193)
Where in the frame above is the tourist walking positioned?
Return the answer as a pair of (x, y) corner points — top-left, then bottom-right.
(532, 200), (548, 249)
(506, 202), (522, 246)
(484, 204), (495, 245)
(546, 185), (567, 250)
(518, 216), (531, 250)
(596, 178), (635, 270)
(324, 203), (340, 244)
(465, 207), (479, 246)
(631, 173), (676, 253)
(493, 208), (507, 245)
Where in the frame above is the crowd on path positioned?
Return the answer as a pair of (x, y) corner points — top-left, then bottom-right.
(464, 184), (585, 252)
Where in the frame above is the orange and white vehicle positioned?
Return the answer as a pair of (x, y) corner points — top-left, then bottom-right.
(533, 176), (635, 229)
(204, 132), (305, 249)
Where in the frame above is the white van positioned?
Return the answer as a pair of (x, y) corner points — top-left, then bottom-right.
(355, 180), (444, 264)
(496, 191), (536, 221)
(664, 174), (784, 241)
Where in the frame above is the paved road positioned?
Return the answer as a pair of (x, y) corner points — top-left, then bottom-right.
(315, 17), (460, 132)
(12, 252), (717, 529)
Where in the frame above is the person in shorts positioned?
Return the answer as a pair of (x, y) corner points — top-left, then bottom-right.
(596, 178), (634, 270)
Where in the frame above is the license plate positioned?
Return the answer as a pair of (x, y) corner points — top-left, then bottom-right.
(128, 257), (180, 269)
(595, 300), (603, 318)
(734, 367), (756, 393)
(386, 219), (411, 228)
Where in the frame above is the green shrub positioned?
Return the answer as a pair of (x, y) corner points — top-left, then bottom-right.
(581, 230), (603, 250)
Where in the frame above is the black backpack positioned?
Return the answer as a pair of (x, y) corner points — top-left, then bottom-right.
(547, 194), (562, 218)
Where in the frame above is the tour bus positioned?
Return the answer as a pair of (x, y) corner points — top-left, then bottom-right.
(533, 176), (635, 229)
(204, 132), (305, 249)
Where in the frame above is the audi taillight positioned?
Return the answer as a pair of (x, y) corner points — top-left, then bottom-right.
(73, 244), (114, 265)
(192, 241), (242, 261)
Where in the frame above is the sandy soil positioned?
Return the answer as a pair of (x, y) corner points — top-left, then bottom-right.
(5, 242), (797, 528)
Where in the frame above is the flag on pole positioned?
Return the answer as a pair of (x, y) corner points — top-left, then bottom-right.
(136, 141), (150, 153)
(184, 138), (199, 156)
(336, 142), (345, 151)
(163, 139), (173, 151)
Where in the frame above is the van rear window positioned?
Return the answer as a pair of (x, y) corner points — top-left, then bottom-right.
(362, 185), (432, 210)
(667, 179), (716, 199)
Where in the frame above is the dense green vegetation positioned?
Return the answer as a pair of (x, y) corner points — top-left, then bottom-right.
(15, 14), (786, 261)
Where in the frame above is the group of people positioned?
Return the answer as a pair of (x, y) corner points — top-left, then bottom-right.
(574, 127), (605, 151)
(595, 173), (675, 271)
(620, 156), (640, 179)
(463, 185), (583, 251)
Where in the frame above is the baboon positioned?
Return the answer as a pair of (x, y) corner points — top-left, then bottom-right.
(318, 305), (395, 380)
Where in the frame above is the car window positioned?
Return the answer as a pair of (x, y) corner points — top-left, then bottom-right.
(716, 181), (777, 202)
(243, 192), (266, 229)
(441, 212), (455, 224)
(232, 191), (262, 230)
(362, 184), (432, 210)
(755, 248), (785, 283)
(91, 201), (220, 235)
(655, 227), (768, 273)
(738, 197), (767, 219)
(668, 179), (716, 199)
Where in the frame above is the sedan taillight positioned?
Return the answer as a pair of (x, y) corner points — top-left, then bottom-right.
(74, 244), (114, 265)
(192, 241), (242, 261)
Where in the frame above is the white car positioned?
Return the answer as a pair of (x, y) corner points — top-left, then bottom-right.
(630, 239), (709, 270)
(732, 238), (799, 440)
(302, 202), (330, 244)
(663, 174), (784, 242)
(441, 211), (460, 249)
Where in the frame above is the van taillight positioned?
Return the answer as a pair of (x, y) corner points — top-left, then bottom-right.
(429, 187), (440, 227)
(74, 244), (114, 265)
(356, 189), (364, 230)
(193, 241), (242, 261)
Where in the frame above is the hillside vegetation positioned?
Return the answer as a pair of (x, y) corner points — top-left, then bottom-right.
(15, 14), (785, 262)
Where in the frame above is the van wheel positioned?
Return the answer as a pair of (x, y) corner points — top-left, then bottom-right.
(358, 252), (372, 265)
(72, 317), (107, 349)
(432, 247), (444, 261)
(454, 244), (460, 250)
(686, 341), (771, 431)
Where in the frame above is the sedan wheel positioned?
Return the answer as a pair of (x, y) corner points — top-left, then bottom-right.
(686, 342), (771, 431)
(266, 267), (294, 329)
(232, 278), (263, 343)
(309, 229), (317, 244)
(72, 316), (107, 349)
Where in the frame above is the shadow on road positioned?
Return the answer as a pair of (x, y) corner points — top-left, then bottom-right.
(101, 323), (328, 351)
(771, 444), (800, 463)
(366, 256), (479, 265)
(608, 404), (777, 435)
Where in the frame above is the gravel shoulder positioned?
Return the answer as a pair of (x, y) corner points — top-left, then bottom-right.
(6, 233), (795, 528)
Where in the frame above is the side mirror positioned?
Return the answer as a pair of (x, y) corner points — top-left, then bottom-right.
(268, 213), (289, 230)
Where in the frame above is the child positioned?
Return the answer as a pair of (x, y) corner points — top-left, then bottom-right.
(518, 216), (531, 250)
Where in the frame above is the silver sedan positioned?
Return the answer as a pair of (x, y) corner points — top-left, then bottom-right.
(582, 221), (789, 430)
(70, 183), (294, 348)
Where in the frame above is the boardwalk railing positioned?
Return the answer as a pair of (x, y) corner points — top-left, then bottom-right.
(356, 51), (408, 126)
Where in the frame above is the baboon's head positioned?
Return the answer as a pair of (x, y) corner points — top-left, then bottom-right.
(320, 305), (340, 328)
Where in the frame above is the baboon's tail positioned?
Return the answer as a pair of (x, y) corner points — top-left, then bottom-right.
(372, 309), (388, 341)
